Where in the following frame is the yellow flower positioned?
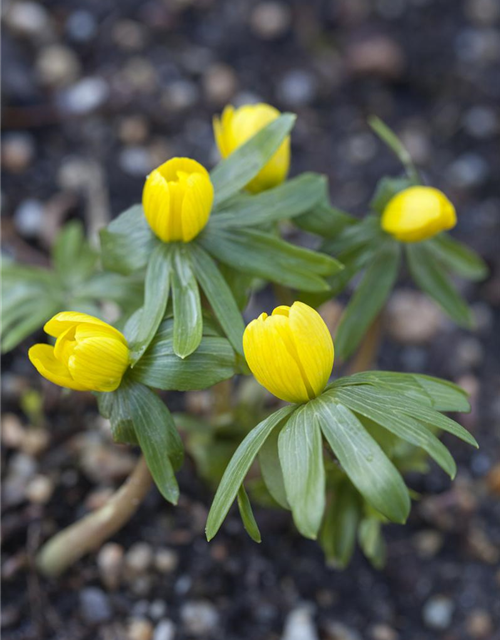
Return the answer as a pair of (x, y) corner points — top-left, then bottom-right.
(243, 301), (334, 404)
(143, 157), (214, 243)
(381, 186), (456, 243)
(213, 103), (290, 193)
(29, 312), (130, 392)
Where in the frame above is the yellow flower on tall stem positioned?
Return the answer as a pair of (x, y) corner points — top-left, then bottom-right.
(243, 301), (334, 404)
(213, 103), (290, 193)
(143, 157), (214, 243)
(381, 186), (456, 243)
(29, 312), (130, 392)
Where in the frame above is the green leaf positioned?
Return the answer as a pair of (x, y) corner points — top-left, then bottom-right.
(52, 220), (97, 285)
(200, 226), (342, 292)
(426, 233), (488, 281)
(406, 242), (473, 328)
(210, 173), (325, 228)
(368, 116), (420, 184)
(211, 113), (296, 206)
(414, 374), (470, 413)
(131, 243), (172, 363)
(171, 245), (202, 358)
(370, 176), (417, 215)
(258, 424), (289, 509)
(330, 383), (477, 447)
(127, 381), (184, 504)
(335, 241), (400, 360)
(332, 386), (457, 478)
(190, 244), (245, 355)
(1, 299), (59, 353)
(237, 485), (262, 543)
(206, 404), (297, 541)
(315, 397), (410, 523)
(278, 404), (326, 539)
(320, 480), (361, 568)
(358, 517), (386, 569)
(100, 205), (156, 275)
(131, 319), (237, 390)
(335, 371), (470, 413)
(96, 386), (138, 445)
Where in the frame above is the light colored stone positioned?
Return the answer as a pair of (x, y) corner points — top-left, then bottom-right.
(128, 618), (153, 640)
(25, 474), (54, 504)
(36, 45), (81, 87)
(97, 542), (124, 590)
(386, 290), (444, 344)
(153, 619), (176, 640)
(181, 601), (219, 636)
(126, 542), (154, 575)
(154, 548), (179, 574)
(422, 595), (454, 630)
(282, 605), (319, 640)
(466, 609), (494, 638)
(250, 2), (292, 40)
(203, 64), (238, 106)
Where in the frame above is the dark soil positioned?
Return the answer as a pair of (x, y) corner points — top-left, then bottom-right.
(2, 1), (500, 639)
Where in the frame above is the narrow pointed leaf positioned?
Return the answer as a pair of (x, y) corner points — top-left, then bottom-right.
(172, 246), (202, 358)
(237, 485), (261, 543)
(320, 480), (361, 568)
(278, 404), (325, 539)
(100, 205), (156, 275)
(131, 319), (237, 390)
(335, 241), (400, 360)
(200, 226), (342, 292)
(427, 234), (488, 281)
(131, 243), (172, 363)
(258, 425), (289, 509)
(206, 404), (297, 541)
(190, 243), (244, 355)
(332, 386), (457, 478)
(211, 113), (296, 206)
(406, 242), (473, 328)
(210, 173), (325, 228)
(316, 397), (410, 523)
(127, 382), (184, 504)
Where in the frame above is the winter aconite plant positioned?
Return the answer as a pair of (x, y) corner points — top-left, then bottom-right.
(1, 104), (485, 575)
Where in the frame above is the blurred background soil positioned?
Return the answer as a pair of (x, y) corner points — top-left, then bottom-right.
(1, 0), (500, 639)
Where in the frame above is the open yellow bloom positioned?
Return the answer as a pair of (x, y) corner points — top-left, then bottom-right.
(381, 186), (456, 243)
(243, 302), (334, 404)
(213, 103), (290, 193)
(143, 157), (214, 243)
(29, 312), (130, 392)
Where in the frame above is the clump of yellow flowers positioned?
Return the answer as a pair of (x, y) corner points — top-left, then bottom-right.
(213, 103), (290, 193)
(142, 157), (214, 242)
(381, 186), (456, 243)
(29, 312), (130, 392)
(243, 301), (334, 403)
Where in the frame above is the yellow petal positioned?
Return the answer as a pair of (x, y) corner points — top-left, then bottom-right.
(243, 313), (310, 404)
(28, 344), (89, 391)
(214, 103), (290, 194)
(288, 302), (334, 397)
(213, 115), (228, 158)
(381, 186), (457, 243)
(44, 312), (126, 343)
(69, 336), (130, 392)
(143, 169), (171, 242)
(181, 171), (214, 242)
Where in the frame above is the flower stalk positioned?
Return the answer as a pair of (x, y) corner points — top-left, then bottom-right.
(37, 456), (152, 577)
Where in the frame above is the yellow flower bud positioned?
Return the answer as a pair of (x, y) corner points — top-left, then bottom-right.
(243, 302), (334, 404)
(213, 103), (290, 193)
(381, 186), (456, 243)
(29, 312), (130, 392)
(143, 157), (214, 243)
